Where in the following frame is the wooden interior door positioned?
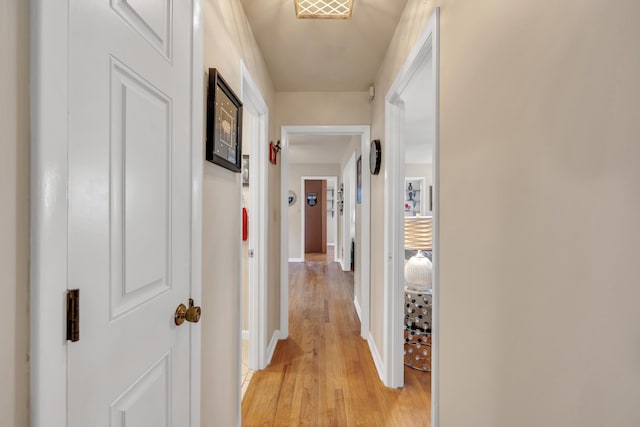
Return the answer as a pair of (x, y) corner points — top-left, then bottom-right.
(67, 1), (196, 425)
(305, 180), (327, 254)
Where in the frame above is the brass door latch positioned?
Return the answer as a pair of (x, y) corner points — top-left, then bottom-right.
(175, 299), (201, 326)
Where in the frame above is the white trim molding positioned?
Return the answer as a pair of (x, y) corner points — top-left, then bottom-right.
(354, 297), (362, 322)
(366, 332), (385, 383)
(382, 9), (439, 427)
(266, 330), (281, 366)
(240, 59), (270, 380)
(30, 1), (70, 425)
(341, 153), (356, 273)
(189, 3), (204, 426)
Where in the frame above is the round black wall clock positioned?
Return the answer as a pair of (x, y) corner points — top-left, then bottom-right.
(370, 139), (381, 175)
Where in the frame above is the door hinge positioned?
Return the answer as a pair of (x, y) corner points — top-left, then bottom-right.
(249, 249), (255, 258)
(67, 289), (80, 342)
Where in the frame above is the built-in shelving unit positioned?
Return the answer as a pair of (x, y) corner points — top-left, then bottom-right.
(404, 177), (425, 216)
(327, 188), (335, 218)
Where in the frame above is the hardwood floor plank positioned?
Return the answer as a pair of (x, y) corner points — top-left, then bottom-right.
(242, 252), (431, 426)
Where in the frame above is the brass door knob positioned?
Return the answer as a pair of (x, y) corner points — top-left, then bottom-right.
(185, 298), (201, 323)
(175, 299), (201, 325)
(175, 303), (187, 326)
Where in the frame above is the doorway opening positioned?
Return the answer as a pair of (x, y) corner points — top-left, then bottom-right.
(383, 7), (439, 425)
(301, 177), (338, 261)
(304, 179), (326, 255)
(280, 126), (371, 341)
(239, 62), (269, 402)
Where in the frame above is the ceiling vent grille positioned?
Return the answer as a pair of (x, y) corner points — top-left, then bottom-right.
(294, 0), (353, 19)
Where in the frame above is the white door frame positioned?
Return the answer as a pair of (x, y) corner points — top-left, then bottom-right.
(341, 152), (357, 272)
(29, 1), (204, 426)
(300, 176), (338, 261)
(383, 6), (439, 425)
(280, 125), (371, 340)
(240, 62), (270, 372)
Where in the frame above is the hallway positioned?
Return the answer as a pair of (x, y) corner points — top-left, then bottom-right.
(241, 252), (430, 426)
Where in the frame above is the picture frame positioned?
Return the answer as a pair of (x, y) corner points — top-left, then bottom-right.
(206, 68), (243, 172)
(242, 155), (249, 186)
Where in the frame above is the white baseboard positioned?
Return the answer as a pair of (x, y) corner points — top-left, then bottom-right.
(353, 297), (362, 322)
(366, 332), (385, 383)
(242, 330), (249, 340)
(266, 330), (280, 366)
(288, 257), (304, 263)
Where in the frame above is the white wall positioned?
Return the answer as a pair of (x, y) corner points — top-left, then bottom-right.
(0, 0), (30, 425)
(371, 0), (640, 425)
(288, 164), (340, 260)
(202, 0), (276, 425)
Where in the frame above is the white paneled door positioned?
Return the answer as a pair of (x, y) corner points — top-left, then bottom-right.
(67, 1), (196, 426)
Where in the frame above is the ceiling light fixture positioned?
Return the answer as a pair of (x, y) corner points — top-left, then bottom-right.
(294, 0), (353, 19)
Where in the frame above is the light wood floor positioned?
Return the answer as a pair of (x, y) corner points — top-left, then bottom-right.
(241, 251), (431, 426)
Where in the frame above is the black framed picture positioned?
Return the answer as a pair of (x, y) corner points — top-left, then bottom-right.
(206, 68), (243, 172)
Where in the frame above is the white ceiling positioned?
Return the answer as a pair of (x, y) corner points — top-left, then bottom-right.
(238, 0), (433, 165)
(288, 135), (354, 164)
(239, 0), (408, 91)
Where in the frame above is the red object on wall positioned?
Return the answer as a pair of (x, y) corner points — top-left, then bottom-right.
(242, 207), (248, 241)
(269, 142), (277, 165)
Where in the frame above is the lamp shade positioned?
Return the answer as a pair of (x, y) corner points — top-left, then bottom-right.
(404, 216), (433, 251)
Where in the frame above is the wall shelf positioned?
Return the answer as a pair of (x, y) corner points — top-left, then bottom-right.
(328, 189), (335, 217)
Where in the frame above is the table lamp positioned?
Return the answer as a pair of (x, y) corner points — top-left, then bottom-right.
(404, 216), (433, 291)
